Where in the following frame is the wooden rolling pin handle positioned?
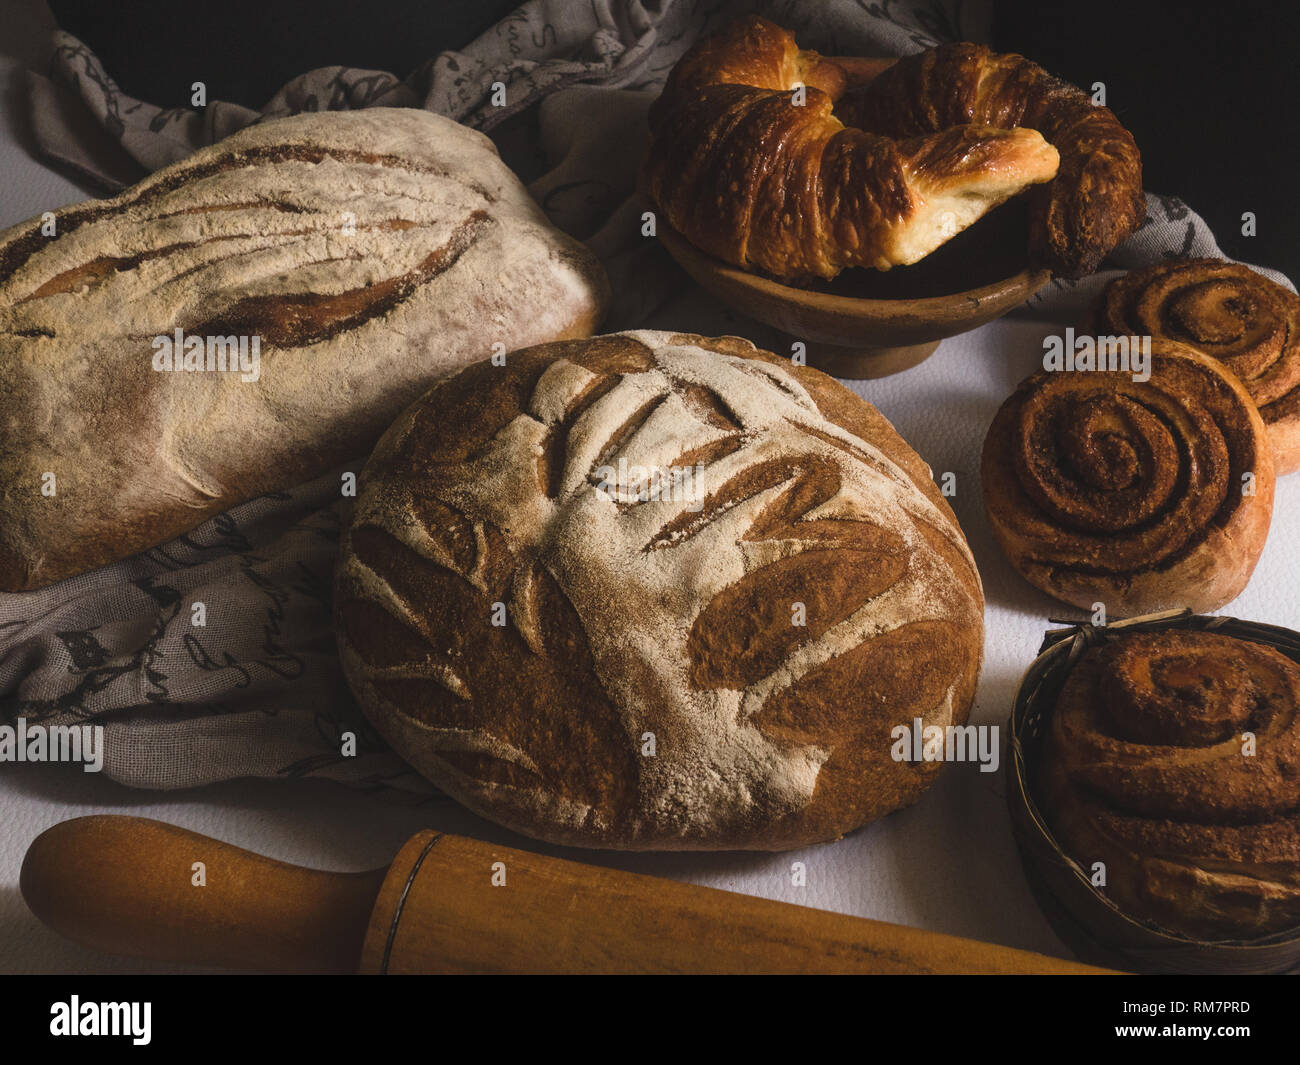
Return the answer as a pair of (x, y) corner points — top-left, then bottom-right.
(20, 816), (384, 973)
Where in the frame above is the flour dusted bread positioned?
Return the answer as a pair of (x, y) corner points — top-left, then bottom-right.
(335, 331), (984, 850)
(0, 108), (607, 591)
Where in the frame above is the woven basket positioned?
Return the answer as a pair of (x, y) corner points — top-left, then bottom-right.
(1006, 608), (1300, 974)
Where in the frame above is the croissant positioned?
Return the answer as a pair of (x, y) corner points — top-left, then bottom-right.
(643, 16), (1143, 282)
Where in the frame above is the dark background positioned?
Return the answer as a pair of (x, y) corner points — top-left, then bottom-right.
(46, 0), (1300, 279)
(993, 0), (1298, 279)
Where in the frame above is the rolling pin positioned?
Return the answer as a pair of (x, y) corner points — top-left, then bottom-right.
(20, 815), (1113, 974)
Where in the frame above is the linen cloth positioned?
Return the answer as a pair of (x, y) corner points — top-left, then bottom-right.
(5, 0), (1291, 792)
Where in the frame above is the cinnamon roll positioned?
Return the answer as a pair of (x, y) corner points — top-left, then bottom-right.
(1097, 258), (1300, 474)
(1039, 630), (1300, 940)
(981, 341), (1274, 615)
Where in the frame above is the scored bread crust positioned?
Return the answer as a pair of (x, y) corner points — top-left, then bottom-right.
(335, 330), (985, 851)
(0, 108), (608, 591)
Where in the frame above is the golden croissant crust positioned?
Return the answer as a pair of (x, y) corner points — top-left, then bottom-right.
(1040, 631), (1300, 940)
(642, 16), (1143, 282)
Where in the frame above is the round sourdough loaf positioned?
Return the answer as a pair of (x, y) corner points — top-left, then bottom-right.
(335, 331), (984, 850)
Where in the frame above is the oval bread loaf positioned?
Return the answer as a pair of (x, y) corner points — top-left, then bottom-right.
(335, 331), (985, 851)
(0, 108), (608, 591)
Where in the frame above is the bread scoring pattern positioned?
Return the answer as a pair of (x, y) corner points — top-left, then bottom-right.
(335, 331), (984, 850)
(0, 108), (607, 590)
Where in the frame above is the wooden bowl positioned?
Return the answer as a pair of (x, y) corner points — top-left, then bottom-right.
(656, 200), (1052, 379)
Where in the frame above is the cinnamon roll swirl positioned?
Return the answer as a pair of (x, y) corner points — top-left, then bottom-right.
(981, 341), (1274, 615)
(1097, 258), (1300, 474)
(1039, 631), (1300, 940)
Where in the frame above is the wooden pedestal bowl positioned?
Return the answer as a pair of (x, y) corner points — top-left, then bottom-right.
(657, 199), (1052, 379)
